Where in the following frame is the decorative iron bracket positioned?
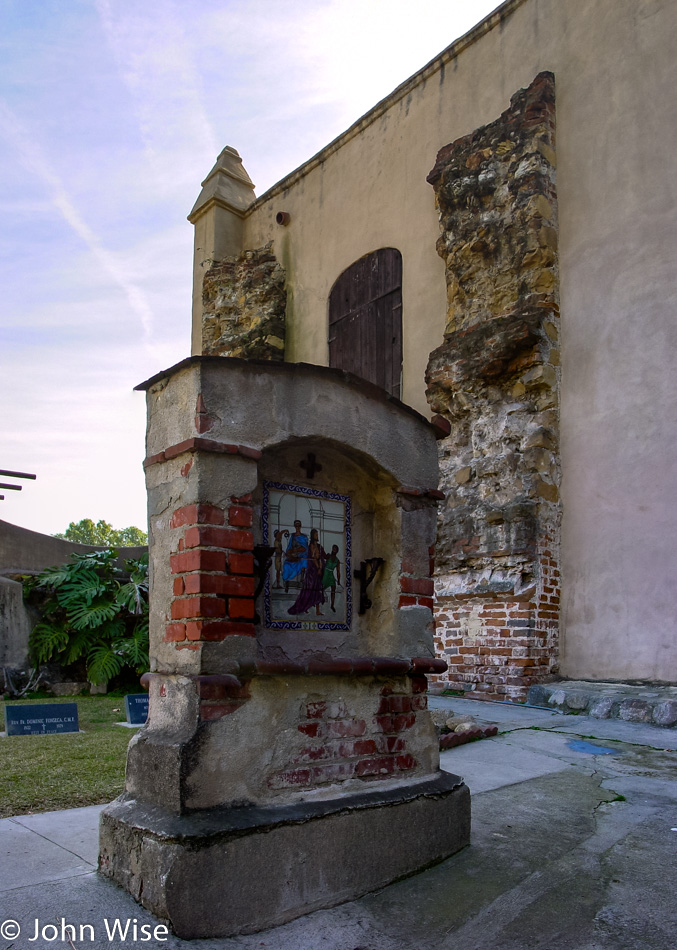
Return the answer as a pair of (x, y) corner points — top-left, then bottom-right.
(353, 558), (385, 615)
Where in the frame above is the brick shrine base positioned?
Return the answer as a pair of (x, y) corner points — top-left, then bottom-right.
(99, 771), (469, 938)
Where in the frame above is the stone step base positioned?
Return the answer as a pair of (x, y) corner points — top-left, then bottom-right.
(99, 772), (470, 938)
(527, 681), (677, 727)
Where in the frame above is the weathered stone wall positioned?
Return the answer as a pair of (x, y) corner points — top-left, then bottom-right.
(201, 244), (286, 360)
(0, 576), (33, 670)
(425, 72), (560, 701)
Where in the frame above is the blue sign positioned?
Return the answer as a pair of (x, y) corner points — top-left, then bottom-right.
(5, 703), (79, 736)
(125, 694), (149, 725)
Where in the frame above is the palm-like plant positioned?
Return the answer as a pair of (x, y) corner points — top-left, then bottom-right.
(26, 549), (149, 686)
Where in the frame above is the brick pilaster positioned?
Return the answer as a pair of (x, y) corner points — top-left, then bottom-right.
(165, 496), (256, 645)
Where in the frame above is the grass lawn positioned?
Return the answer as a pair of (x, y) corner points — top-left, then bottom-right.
(0, 694), (134, 818)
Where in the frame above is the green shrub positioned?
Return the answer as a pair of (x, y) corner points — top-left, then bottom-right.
(25, 549), (149, 686)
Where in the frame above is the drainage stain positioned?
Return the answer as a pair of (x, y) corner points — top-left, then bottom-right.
(567, 739), (622, 756)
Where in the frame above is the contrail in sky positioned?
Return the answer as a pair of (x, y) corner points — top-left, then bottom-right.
(0, 99), (155, 341)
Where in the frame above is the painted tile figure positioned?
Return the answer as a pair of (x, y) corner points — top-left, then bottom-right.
(322, 545), (341, 613)
(263, 482), (351, 631)
(288, 528), (325, 616)
(272, 529), (287, 588)
(282, 521), (308, 591)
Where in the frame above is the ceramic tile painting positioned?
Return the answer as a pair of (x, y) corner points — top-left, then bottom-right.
(263, 481), (351, 630)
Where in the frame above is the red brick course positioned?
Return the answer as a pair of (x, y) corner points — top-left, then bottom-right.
(184, 525), (254, 551)
(431, 532), (560, 702)
(166, 501), (258, 646)
(164, 622), (186, 642)
(398, 594), (435, 610)
(143, 439), (262, 468)
(183, 574), (254, 596)
(169, 504), (225, 529)
(400, 576), (435, 596)
(170, 550), (227, 574)
(229, 597), (255, 620)
(188, 620), (256, 640)
(228, 553), (255, 574)
(269, 684), (421, 791)
(228, 505), (253, 527)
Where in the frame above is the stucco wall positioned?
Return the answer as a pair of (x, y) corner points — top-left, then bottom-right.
(233, 0), (677, 683)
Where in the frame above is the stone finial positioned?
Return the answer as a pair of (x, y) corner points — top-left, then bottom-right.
(188, 146), (256, 223)
(188, 147), (257, 355)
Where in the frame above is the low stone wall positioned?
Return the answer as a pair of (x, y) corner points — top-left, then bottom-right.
(0, 518), (145, 576)
(528, 681), (677, 728)
(0, 577), (37, 670)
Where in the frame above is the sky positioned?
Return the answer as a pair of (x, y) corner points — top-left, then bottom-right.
(0, 0), (500, 537)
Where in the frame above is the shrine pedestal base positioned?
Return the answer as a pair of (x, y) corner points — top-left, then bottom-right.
(100, 772), (470, 939)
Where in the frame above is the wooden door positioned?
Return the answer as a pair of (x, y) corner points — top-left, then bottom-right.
(328, 248), (402, 399)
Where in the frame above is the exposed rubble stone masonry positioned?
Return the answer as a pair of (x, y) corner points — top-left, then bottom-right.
(201, 243), (286, 359)
(425, 72), (560, 702)
(269, 676), (428, 790)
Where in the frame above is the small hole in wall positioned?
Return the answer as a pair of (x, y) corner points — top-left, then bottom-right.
(276, 211), (291, 226)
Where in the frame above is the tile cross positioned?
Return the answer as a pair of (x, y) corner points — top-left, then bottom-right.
(300, 452), (322, 479)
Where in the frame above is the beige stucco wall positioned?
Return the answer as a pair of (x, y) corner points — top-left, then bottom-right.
(215, 0), (677, 682)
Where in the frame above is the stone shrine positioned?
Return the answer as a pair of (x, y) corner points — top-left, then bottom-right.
(99, 356), (470, 937)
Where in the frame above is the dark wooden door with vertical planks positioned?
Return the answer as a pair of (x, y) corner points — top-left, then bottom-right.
(328, 248), (402, 399)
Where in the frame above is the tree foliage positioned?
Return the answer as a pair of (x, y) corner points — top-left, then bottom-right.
(53, 519), (147, 546)
(25, 549), (149, 686)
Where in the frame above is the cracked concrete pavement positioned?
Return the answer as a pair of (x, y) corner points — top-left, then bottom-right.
(1, 696), (675, 949)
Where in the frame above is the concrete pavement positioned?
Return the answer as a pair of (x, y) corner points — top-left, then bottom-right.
(1, 696), (676, 949)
